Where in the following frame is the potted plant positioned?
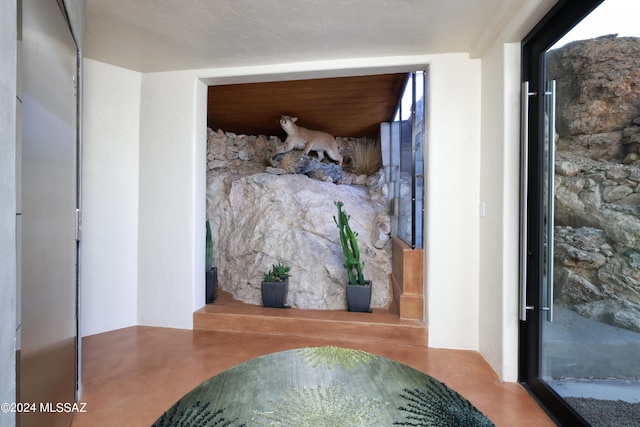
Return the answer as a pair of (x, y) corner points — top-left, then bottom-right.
(205, 220), (218, 304)
(261, 263), (291, 308)
(334, 201), (372, 312)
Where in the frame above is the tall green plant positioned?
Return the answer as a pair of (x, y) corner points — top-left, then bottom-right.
(205, 220), (213, 272)
(333, 201), (365, 286)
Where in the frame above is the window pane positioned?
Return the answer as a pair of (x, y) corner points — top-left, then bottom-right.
(413, 71), (425, 249)
(398, 74), (414, 246)
(392, 71), (425, 249)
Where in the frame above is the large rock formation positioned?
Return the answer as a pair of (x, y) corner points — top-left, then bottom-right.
(205, 129), (391, 310)
(547, 35), (640, 163)
(547, 36), (640, 331)
(548, 35), (640, 137)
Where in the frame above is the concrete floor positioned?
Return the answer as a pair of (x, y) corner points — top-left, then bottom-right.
(544, 306), (640, 406)
(70, 327), (555, 427)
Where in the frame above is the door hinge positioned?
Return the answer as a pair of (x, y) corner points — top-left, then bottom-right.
(75, 208), (82, 241)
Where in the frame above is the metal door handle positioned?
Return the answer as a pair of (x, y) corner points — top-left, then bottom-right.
(544, 80), (556, 322)
(519, 81), (535, 321)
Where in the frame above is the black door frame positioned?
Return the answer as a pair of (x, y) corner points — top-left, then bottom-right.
(519, 0), (603, 425)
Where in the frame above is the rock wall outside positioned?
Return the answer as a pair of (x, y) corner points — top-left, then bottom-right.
(547, 36), (640, 331)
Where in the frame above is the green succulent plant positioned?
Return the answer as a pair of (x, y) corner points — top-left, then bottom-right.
(205, 220), (213, 272)
(333, 201), (365, 286)
(263, 263), (291, 282)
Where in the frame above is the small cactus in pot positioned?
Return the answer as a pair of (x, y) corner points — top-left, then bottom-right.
(261, 263), (291, 308)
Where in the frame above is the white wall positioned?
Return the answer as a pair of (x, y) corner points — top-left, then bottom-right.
(473, 0), (558, 381)
(477, 42), (522, 381)
(425, 55), (482, 350)
(137, 71), (204, 329)
(130, 55), (484, 352)
(81, 59), (140, 336)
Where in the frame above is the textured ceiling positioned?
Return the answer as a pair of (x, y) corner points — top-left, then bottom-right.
(84, 0), (518, 73)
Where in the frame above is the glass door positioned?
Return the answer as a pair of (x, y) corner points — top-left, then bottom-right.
(521, 0), (640, 425)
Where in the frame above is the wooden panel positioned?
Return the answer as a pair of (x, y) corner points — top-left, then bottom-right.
(391, 237), (425, 320)
(208, 73), (407, 138)
(400, 294), (425, 320)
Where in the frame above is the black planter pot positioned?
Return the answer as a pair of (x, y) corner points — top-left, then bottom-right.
(261, 278), (290, 308)
(206, 267), (218, 304)
(346, 280), (372, 312)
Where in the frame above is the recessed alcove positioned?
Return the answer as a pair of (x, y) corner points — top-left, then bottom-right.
(203, 72), (426, 320)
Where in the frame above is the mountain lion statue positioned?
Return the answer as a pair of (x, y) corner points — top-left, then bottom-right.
(276, 115), (343, 166)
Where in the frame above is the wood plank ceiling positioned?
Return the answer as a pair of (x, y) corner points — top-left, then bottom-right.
(207, 73), (408, 139)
